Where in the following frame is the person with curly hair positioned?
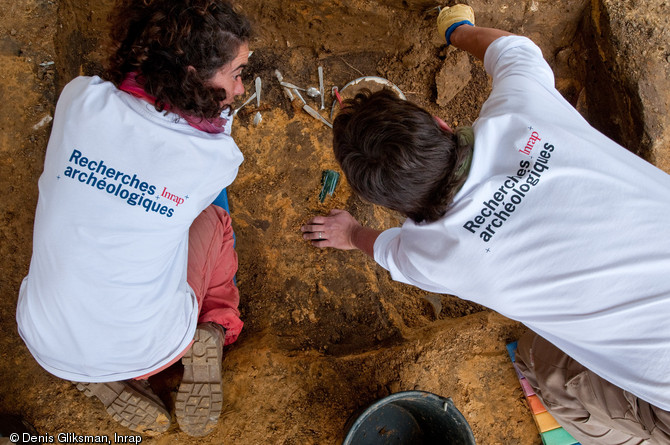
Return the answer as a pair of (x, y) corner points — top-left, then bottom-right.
(302, 5), (670, 444)
(16, 0), (251, 436)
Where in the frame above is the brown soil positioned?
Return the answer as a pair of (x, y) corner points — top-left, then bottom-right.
(2, 0), (660, 444)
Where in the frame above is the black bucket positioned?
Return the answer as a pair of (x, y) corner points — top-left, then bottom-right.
(342, 391), (476, 445)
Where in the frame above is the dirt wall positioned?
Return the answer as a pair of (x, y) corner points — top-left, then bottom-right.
(581, 0), (670, 170)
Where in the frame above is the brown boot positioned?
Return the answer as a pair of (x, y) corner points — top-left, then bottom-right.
(175, 322), (225, 436)
(75, 380), (170, 435)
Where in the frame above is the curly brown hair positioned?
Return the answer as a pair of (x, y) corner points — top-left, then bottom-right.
(105, 0), (251, 119)
(333, 89), (473, 224)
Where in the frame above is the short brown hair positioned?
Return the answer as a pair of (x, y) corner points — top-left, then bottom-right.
(333, 89), (472, 223)
(106, 0), (251, 119)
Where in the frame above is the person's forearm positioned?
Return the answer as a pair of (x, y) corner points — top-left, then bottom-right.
(351, 226), (381, 257)
(450, 25), (513, 61)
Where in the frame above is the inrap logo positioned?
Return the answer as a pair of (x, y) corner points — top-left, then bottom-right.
(161, 187), (185, 206)
(519, 131), (541, 155)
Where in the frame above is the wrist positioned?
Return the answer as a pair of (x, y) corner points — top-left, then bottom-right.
(445, 20), (474, 46)
(349, 223), (364, 250)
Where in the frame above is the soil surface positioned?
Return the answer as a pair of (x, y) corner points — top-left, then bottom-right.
(1, 0), (666, 444)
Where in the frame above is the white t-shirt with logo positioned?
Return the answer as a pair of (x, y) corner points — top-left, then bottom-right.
(16, 76), (243, 382)
(374, 37), (670, 409)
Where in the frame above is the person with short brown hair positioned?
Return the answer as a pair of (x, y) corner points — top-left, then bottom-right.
(333, 89), (473, 224)
(302, 6), (670, 443)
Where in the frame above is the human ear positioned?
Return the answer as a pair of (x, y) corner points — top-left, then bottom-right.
(433, 115), (454, 133)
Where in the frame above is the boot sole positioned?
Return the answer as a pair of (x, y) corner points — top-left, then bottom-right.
(175, 325), (223, 436)
(76, 381), (170, 435)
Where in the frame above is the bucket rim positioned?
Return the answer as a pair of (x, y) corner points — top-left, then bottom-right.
(342, 390), (475, 445)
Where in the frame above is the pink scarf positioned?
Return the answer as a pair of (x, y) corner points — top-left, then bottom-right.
(119, 72), (228, 134)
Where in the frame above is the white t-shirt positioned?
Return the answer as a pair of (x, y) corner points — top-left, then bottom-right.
(374, 37), (670, 410)
(16, 76), (243, 382)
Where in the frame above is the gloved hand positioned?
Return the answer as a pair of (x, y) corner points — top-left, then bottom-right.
(437, 4), (475, 45)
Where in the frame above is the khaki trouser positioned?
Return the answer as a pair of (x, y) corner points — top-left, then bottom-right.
(515, 331), (670, 445)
